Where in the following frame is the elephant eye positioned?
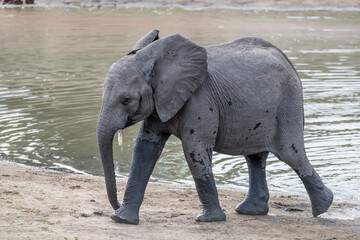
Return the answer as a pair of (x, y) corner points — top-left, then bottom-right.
(121, 97), (131, 105)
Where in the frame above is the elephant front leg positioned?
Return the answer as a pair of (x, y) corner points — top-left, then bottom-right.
(182, 141), (226, 222)
(112, 127), (170, 225)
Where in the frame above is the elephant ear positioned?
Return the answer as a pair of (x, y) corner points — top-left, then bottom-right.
(132, 29), (160, 50)
(136, 34), (208, 122)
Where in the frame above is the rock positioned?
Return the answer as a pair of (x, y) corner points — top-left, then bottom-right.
(3, 0), (34, 4)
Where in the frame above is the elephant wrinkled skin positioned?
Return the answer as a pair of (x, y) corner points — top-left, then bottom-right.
(96, 30), (333, 224)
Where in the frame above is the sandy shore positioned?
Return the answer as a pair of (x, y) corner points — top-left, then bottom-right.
(10, 0), (360, 8)
(1, 161), (359, 239)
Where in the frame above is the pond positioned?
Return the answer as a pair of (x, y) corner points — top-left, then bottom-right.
(0, 6), (359, 218)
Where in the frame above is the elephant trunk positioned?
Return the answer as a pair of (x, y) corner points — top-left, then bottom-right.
(96, 117), (121, 211)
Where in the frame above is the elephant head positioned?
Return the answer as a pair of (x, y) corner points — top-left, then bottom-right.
(96, 30), (208, 210)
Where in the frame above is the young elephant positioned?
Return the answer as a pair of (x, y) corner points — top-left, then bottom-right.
(96, 30), (333, 224)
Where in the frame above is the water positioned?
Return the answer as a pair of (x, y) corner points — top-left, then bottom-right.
(0, 7), (359, 217)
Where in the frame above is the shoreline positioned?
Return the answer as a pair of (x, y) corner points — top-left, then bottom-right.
(1, 160), (359, 239)
(2, 0), (360, 10)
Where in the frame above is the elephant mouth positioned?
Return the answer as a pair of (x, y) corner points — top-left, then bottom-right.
(125, 116), (136, 128)
(117, 117), (136, 147)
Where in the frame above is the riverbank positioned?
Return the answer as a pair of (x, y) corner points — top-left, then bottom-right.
(4, 0), (360, 9)
(1, 161), (359, 239)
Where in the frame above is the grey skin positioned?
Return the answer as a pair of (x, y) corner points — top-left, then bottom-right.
(96, 30), (333, 224)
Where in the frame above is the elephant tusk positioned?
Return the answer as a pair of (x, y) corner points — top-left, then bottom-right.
(117, 130), (123, 147)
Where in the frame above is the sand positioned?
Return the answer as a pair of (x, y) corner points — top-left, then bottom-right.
(1, 161), (359, 239)
(11, 0), (360, 8)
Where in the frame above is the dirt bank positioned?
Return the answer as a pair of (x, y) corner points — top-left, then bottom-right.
(7, 0), (360, 8)
(1, 161), (359, 239)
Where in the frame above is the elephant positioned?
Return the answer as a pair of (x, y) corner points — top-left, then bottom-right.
(96, 30), (333, 225)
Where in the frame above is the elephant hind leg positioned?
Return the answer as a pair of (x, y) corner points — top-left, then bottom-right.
(236, 152), (269, 215)
(274, 142), (333, 217)
(294, 168), (333, 217)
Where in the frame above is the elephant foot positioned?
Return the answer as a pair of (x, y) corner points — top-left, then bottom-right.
(196, 208), (226, 222)
(235, 196), (269, 215)
(111, 205), (139, 225)
(297, 169), (333, 217)
(310, 186), (333, 217)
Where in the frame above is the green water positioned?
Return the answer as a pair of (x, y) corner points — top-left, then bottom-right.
(0, 7), (359, 216)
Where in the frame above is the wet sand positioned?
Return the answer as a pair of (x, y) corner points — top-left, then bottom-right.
(24, 0), (360, 8)
(1, 161), (359, 239)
